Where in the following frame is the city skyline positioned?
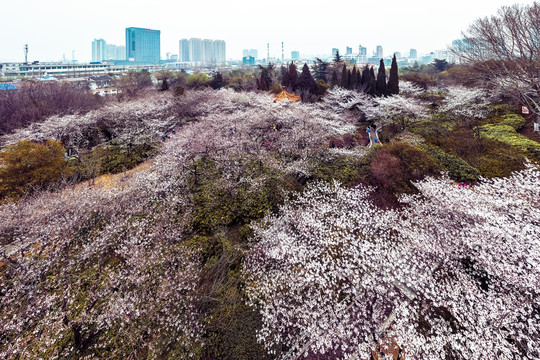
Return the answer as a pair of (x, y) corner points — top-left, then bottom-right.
(0, 0), (535, 62)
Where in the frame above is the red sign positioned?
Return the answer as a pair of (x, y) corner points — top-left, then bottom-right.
(521, 105), (531, 116)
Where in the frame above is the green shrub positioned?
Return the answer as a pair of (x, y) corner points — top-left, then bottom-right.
(308, 151), (370, 187)
(419, 144), (480, 182)
(410, 119), (452, 146)
(497, 114), (526, 130)
(481, 123), (540, 159)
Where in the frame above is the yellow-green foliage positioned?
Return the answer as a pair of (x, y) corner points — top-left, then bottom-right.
(481, 123), (540, 159)
(186, 73), (210, 89)
(496, 114), (526, 130)
(0, 139), (67, 200)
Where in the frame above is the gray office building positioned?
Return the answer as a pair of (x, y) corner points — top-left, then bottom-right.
(126, 27), (161, 64)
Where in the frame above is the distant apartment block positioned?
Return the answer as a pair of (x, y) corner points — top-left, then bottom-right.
(105, 44), (125, 61)
(126, 27), (161, 64)
(332, 48), (339, 57)
(409, 48), (417, 59)
(346, 47), (352, 55)
(189, 38), (203, 63)
(92, 39), (107, 62)
(376, 45), (383, 59)
(182, 38), (226, 65)
(291, 51), (300, 60)
(179, 39), (190, 62)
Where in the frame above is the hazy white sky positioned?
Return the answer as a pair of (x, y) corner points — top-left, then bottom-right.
(0, 0), (535, 62)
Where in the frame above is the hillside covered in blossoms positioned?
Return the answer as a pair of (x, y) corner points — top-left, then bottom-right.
(1, 3), (540, 357)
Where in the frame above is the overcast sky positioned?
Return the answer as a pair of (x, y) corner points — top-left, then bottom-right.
(0, 0), (535, 62)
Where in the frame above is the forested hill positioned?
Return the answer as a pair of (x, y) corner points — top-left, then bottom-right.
(1, 81), (539, 359)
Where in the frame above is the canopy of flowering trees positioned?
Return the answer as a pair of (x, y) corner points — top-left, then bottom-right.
(246, 166), (540, 359)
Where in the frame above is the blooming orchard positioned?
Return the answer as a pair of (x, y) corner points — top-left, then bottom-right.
(246, 166), (540, 359)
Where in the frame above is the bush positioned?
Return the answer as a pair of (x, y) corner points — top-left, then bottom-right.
(270, 83), (283, 94)
(436, 127), (528, 178)
(481, 123), (540, 159)
(308, 151), (369, 187)
(368, 141), (441, 207)
(419, 143), (480, 182)
(186, 73), (210, 89)
(497, 114), (526, 130)
(0, 139), (67, 200)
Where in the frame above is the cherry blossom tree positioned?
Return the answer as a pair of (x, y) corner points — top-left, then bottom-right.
(246, 165), (540, 359)
(437, 85), (490, 121)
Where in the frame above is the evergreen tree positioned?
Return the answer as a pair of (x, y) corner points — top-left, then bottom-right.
(209, 72), (224, 90)
(340, 64), (348, 88)
(282, 62), (298, 90)
(351, 66), (357, 90)
(296, 63), (317, 101)
(333, 50), (342, 63)
(311, 58), (329, 83)
(347, 70), (352, 89)
(356, 67), (362, 90)
(369, 66), (377, 96)
(331, 69), (338, 87)
(376, 59), (387, 96)
(361, 66), (371, 93)
(257, 63), (274, 91)
(279, 65), (287, 82)
(386, 54), (399, 95)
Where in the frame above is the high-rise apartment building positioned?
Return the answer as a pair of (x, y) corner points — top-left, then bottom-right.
(346, 47), (352, 55)
(203, 39), (215, 64)
(92, 39), (107, 62)
(189, 38), (203, 63)
(126, 27), (161, 64)
(376, 45), (383, 59)
(332, 48), (339, 57)
(409, 48), (417, 59)
(291, 51), (300, 60)
(105, 44), (126, 60)
(214, 40), (226, 64)
(179, 39), (190, 62)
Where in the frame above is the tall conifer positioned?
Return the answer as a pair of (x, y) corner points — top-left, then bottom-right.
(369, 66), (377, 96)
(340, 64), (347, 88)
(331, 69), (338, 87)
(386, 54), (399, 95)
(296, 63), (317, 101)
(376, 59), (387, 96)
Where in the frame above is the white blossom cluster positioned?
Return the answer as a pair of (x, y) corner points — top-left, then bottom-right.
(246, 166), (540, 359)
(437, 85), (491, 119)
